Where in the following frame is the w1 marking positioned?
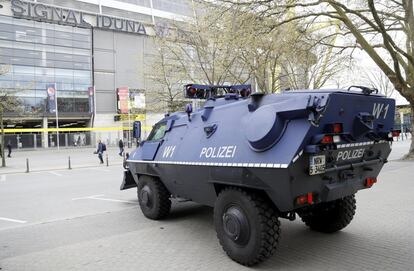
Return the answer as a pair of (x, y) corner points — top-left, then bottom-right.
(372, 103), (389, 119)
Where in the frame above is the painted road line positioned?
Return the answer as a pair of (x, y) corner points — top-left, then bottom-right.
(0, 175), (5, 182)
(72, 194), (105, 200)
(87, 197), (136, 204)
(0, 217), (27, 224)
(48, 171), (63, 177)
(71, 194), (135, 204)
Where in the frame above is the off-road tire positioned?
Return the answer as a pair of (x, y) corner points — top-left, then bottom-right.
(214, 188), (281, 266)
(300, 195), (356, 233)
(137, 175), (171, 220)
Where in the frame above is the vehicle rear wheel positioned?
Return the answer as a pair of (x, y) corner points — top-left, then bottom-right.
(299, 194), (356, 233)
(137, 175), (171, 220)
(214, 188), (281, 266)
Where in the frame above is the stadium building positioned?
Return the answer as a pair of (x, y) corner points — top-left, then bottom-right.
(0, 0), (193, 148)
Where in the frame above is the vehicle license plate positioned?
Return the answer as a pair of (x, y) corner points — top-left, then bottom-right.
(309, 155), (326, 175)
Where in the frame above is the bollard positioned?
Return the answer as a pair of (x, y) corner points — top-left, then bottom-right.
(106, 154), (109, 167)
(26, 158), (29, 173)
(68, 156), (72, 170)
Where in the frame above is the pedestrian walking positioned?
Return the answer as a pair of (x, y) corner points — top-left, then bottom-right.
(7, 141), (12, 158)
(118, 139), (124, 156)
(95, 140), (106, 164)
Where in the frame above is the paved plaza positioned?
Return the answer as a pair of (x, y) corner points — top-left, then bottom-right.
(0, 140), (413, 270)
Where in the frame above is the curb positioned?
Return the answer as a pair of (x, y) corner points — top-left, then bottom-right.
(0, 162), (124, 175)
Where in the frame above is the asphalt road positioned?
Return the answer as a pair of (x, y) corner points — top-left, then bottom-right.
(0, 147), (413, 270)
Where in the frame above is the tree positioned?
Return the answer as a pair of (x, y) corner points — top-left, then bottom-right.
(362, 69), (395, 97)
(0, 64), (22, 167)
(215, 0), (414, 158)
(145, 40), (189, 113)
(151, 2), (346, 97)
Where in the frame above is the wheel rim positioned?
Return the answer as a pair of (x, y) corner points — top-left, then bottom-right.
(140, 185), (153, 208)
(222, 206), (250, 246)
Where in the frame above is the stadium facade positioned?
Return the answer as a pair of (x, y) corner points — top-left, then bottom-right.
(0, 0), (193, 148)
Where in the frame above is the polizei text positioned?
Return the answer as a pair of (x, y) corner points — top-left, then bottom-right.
(337, 148), (365, 161)
(200, 146), (237, 159)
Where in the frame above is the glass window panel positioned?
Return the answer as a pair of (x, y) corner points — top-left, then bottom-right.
(73, 69), (90, 78)
(13, 49), (40, 59)
(55, 53), (73, 61)
(35, 90), (47, 98)
(54, 60), (74, 69)
(0, 80), (14, 88)
(14, 90), (37, 97)
(0, 71), (12, 80)
(0, 30), (14, 41)
(12, 57), (36, 66)
(72, 40), (90, 49)
(73, 27), (91, 35)
(72, 62), (89, 70)
(72, 55), (90, 63)
(15, 81), (36, 89)
(0, 16), (13, 24)
(52, 46), (75, 55)
(72, 33), (91, 42)
(54, 38), (74, 47)
(0, 39), (14, 49)
(14, 41), (36, 50)
(0, 55), (12, 63)
(13, 65), (35, 74)
(0, 47), (12, 56)
(73, 84), (90, 91)
(35, 67), (55, 77)
(13, 73), (35, 81)
(54, 31), (74, 40)
(36, 82), (50, 89)
(72, 48), (90, 56)
(55, 76), (74, 83)
(55, 68), (74, 77)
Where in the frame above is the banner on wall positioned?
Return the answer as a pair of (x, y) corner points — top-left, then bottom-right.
(46, 83), (57, 113)
(88, 86), (95, 114)
(117, 86), (129, 114)
(129, 89), (146, 109)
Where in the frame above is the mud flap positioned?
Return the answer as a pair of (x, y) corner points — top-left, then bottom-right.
(120, 170), (137, 190)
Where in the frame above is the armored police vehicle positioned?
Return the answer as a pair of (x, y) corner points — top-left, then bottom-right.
(121, 84), (396, 266)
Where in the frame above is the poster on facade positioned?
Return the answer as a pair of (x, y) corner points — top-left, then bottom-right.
(46, 83), (57, 113)
(130, 90), (146, 109)
(117, 87), (129, 114)
(88, 86), (95, 114)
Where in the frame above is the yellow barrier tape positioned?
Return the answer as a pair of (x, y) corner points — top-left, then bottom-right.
(3, 126), (152, 133)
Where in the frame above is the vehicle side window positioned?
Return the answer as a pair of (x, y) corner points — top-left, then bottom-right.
(147, 122), (167, 141)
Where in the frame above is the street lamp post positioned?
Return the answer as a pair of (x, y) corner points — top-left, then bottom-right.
(55, 83), (60, 150)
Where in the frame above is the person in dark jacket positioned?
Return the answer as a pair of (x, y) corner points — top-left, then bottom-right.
(7, 141), (12, 158)
(118, 139), (124, 156)
(96, 140), (105, 164)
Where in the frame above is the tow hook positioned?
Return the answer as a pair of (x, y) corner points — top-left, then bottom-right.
(281, 212), (296, 221)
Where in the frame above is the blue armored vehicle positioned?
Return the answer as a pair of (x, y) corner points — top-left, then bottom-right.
(121, 84), (396, 266)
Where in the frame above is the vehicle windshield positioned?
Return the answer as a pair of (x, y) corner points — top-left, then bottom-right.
(147, 122), (167, 141)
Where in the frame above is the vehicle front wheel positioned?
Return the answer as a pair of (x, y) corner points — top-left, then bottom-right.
(214, 188), (281, 266)
(137, 175), (171, 220)
(299, 194), (356, 233)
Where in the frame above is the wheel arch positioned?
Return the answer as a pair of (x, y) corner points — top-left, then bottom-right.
(212, 183), (281, 213)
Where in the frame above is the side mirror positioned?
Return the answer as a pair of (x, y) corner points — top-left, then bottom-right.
(133, 121), (141, 140)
